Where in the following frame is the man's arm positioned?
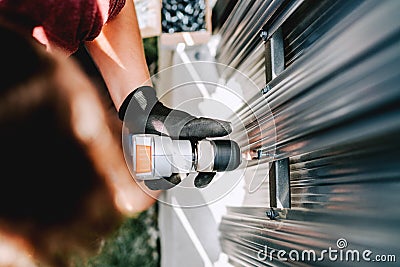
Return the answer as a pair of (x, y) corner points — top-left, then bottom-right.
(85, 0), (152, 111)
(86, 0), (233, 191)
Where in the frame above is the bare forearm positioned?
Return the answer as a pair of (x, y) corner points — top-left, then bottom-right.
(85, 0), (152, 111)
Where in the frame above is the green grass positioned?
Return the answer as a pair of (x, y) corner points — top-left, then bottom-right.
(75, 204), (160, 267)
(143, 37), (159, 76)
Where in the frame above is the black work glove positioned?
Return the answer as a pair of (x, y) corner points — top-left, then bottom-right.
(119, 86), (232, 190)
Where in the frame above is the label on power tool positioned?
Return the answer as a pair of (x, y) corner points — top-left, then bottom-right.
(135, 145), (152, 174)
(132, 135), (154, 178)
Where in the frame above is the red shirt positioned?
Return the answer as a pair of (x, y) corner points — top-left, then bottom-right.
(0, 0), (126, 53)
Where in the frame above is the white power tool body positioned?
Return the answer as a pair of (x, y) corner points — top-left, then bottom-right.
(130, 134), (241, 181)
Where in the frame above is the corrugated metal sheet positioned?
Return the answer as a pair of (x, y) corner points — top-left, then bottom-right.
(213, 0), (400, 266)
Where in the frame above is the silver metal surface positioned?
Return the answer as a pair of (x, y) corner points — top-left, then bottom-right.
(213, 0), (400, 266)
(215, 0), (284, 76)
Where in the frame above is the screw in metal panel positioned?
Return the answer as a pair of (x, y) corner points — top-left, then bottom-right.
(266, 208), (279, 220)
(261, 84), (271, 94)
(260, 30), (269, 42)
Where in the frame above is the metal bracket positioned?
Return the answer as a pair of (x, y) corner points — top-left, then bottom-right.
(264, 28), (291, 212)
(269, 158), (291, 208)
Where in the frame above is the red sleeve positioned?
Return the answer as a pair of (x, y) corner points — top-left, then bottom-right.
(0, 0), (126, 54)
(108, 0), (126, 22)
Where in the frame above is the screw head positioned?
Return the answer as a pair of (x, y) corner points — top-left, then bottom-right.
(259, 30), (268, 41)
(266, 208), (278, 220)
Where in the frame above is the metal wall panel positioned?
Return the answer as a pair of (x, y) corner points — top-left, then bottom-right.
(214, 0), (400, 266)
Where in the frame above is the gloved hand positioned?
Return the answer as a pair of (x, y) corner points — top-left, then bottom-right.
(119, 86), (232, 190)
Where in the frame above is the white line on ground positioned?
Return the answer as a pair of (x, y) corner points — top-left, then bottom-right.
(176, 43), (211, 99)
(171, 196), (213, 267)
